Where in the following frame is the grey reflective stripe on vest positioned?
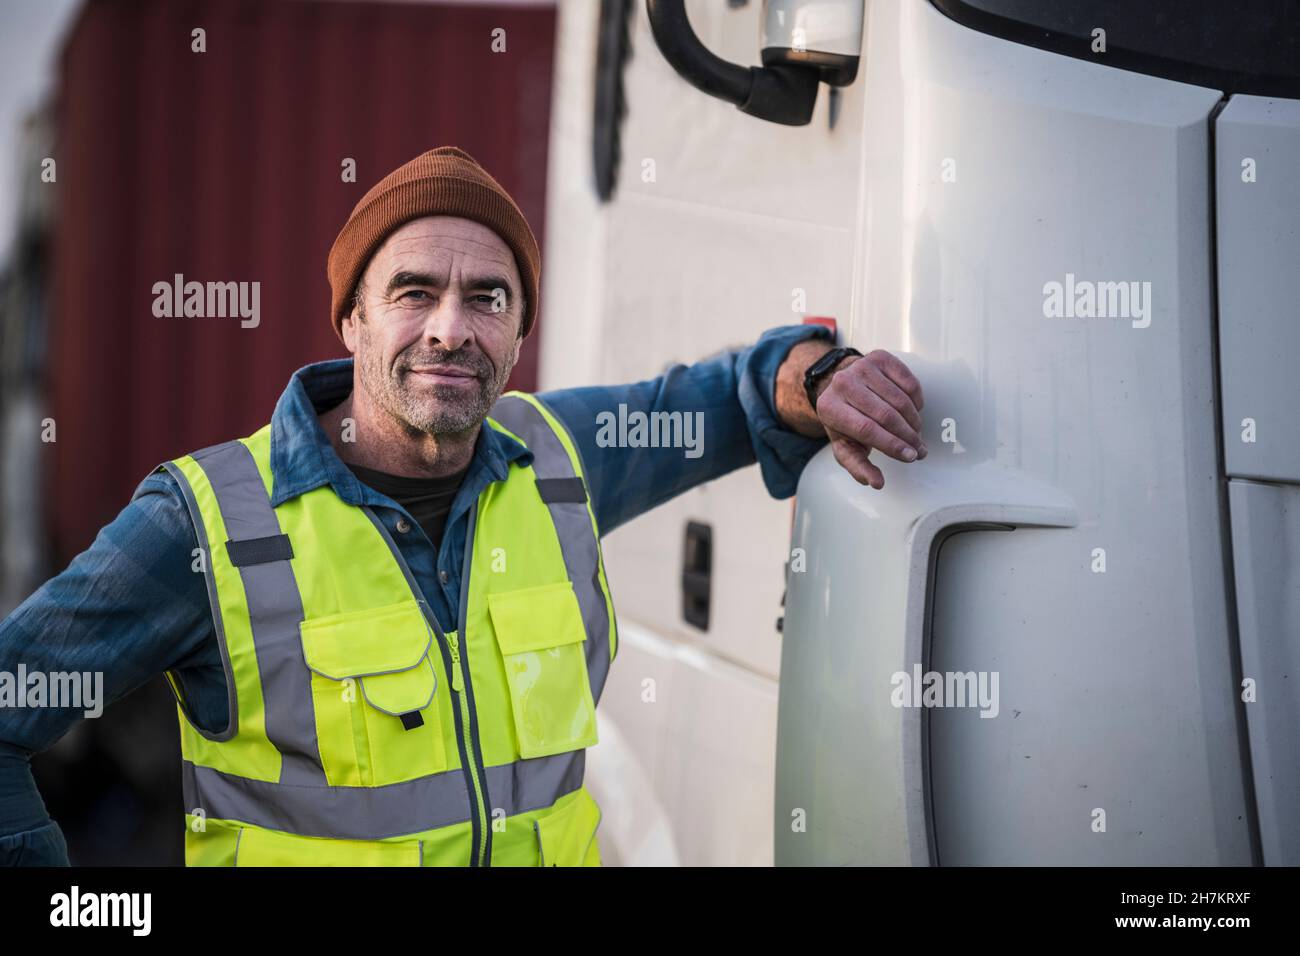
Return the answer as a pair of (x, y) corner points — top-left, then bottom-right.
(488, 395), (613, 703)
(183, 750), (583, 840)
(151, 462), (239, 743)
(183, 440), (325, 786)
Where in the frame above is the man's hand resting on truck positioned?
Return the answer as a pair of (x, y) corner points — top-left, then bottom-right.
(776, 339), (926, 490)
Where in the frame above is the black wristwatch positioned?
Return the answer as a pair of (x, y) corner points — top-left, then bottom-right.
(804, 346), (862, 410)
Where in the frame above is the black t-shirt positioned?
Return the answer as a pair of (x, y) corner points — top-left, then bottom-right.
(346, 462), (468, 549)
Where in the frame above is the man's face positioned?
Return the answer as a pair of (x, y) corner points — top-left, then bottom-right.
(341, 215), (524, 436)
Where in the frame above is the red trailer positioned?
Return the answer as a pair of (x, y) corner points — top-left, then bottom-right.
(32, 0), (557, 863)
(46, 0), (556, 565)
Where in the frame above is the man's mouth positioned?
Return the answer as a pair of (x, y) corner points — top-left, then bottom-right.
(405, 365), (480, 387)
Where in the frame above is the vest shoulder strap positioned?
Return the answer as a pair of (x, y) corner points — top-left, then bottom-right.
(148, 429), (321, 785)
(488, 392), (589, 487)
(487, 392), (618, 680)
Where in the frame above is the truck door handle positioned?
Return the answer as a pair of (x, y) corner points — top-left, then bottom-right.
(681, 521), (712, 630)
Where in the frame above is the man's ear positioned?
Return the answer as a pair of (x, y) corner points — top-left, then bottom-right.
(340, 309), (360, 353)
(340, 283), (366, 352)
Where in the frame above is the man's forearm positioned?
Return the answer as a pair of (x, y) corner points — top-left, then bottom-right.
(0, 474), (215, 866)
(537, 325), (836, 527)
(775, 337), (840, 438)
(0, 744), (69, 865)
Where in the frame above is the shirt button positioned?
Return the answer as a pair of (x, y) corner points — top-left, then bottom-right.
(439, 570), (450, 585)
(396, 517), (411, 533)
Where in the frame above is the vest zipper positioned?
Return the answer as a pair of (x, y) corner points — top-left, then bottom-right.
(446, 629), (489, 866)
(362, 506), (491, 867)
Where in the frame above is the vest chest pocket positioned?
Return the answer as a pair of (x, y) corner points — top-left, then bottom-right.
(299, 600), (448, 786)
(487, 582), (599, 760)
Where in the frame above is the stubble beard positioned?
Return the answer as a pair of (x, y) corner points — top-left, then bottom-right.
(355, 321), (516, 438)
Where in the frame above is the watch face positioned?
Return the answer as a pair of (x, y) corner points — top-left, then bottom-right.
(806, 347), (861, 409)
(809, 348), (845, 379)
(806, 348), (845, 408)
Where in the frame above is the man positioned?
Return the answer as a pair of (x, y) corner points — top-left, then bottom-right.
(0, 146), (925, 866)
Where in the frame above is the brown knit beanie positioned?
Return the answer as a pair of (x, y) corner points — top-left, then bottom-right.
(327, 146), (540, 341)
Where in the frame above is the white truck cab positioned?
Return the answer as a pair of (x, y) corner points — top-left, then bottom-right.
(541, 0), (1300, 866)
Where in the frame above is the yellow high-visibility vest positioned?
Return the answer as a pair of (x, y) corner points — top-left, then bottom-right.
(148, 392), (617, 866)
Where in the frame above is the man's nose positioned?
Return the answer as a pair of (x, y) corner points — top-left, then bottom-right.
(421, 293), (472, 352)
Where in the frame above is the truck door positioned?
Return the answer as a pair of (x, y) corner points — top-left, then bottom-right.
(1216, 93), (1300, 867)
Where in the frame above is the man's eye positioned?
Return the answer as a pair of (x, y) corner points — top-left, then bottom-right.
(399, 290), (430, 302)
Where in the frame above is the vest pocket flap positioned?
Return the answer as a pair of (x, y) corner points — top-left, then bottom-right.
(300, 600), (433, 680)
(487, 582), (587, 654)
(358, 659), (436, 716)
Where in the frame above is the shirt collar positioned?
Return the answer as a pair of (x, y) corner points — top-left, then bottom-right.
(267, 358), (532, 508)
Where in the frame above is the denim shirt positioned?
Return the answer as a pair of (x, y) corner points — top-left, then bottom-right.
(0, 323), (832, 864)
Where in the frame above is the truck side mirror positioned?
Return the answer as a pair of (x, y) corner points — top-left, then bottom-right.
(645, 0), (864, 126)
